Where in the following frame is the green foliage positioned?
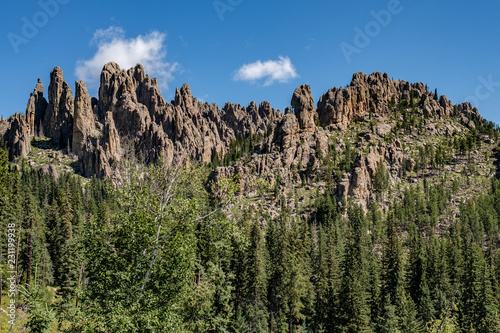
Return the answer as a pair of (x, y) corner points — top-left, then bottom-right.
(22, 285), (56, 333)
(339, 204), (372, 332)
(219, 133), (264, 167)
(339, 140), (356, 173)
(374, 162), (389, 196)
(3, 130), (500, 332)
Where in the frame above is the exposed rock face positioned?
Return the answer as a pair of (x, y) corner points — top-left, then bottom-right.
(316, 71), (479, 129)
(277, 113), (300, 150)
(174, 83), (195, 111)
(2, 64), (485, 213)
(348, 154), (371, 203)
(44, 67), (74, 148)
(26, 79), (48, 137)
(103, 112), (121, 163)
(439, 95), (454, 117)
(38, 164), (58, 180)
(291, 85), (316, 131)
(0, 118), (8, 138)
(98, 62), (136, 118)
(3, 113), (31, 160)
(69, 63), (285, 176)
(129, 64), (166, 119)
(72, 81), (96, 158)
(317, 72), (384, 127)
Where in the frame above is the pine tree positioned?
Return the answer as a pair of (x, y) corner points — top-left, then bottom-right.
(377, 294), (401, 333)
(241, 222), (269, 332)
(397, 288), (423, 333)
(407, 223), (433, 322)
(47, 181), (74, 286)
(380, 212), (403, 304)
(285, 216), (314, 332)
(339, 203), (372, 332)
(460, 240), (500, 332)
(267, 217), (288, 332)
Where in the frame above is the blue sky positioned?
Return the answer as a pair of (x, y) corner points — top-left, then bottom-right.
(1, 0), (499, 124)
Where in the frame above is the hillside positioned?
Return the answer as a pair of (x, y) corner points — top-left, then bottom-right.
(1, 64), (500, 332)
(1, 64), (498, 220)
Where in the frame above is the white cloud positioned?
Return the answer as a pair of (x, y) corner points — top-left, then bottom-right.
(233, 56), (298, 86)
(90, 26), (125, 46)
(75, 26), (179, 89)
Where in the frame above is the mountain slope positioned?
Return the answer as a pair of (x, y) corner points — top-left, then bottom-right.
(0, 63), (497, 218)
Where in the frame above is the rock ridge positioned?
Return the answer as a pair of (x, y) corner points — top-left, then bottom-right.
(2, 65), (481, 203)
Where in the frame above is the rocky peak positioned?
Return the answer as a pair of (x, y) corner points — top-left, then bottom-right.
(98, 62), (137, 117)
(350, 72), (366, 87)
(291, 84), (317, 131)
(174, 83), (195, 110)
(438, 95), (454, 118)
(317, 71), (480, 130)
(73, 81), (95, 158)
(129, 63), (146, 83)
(129, 64), (166, 118)
(2, 63), (487, 199)
(26, 78), (48, 137)
(48, 67), (65, 105)
(44, 67), (74, 148)
(34, 78), (44, 96)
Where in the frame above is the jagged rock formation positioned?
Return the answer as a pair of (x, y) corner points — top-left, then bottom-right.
(292, 84), (317, 131)
(44, 67), (74, 148)
(26, 78), (48, 137)
(72, 81), (96, 158)
(2, 113), (31, 160)
(317, 72), (479, 130)
(2, 65), (483, 208)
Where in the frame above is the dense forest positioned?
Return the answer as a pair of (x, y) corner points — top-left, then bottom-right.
(2, 127), (500, 333)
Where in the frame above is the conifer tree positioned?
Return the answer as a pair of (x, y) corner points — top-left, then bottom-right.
(339, 203), (372, 332)
(380, 212), (403, 304)
(241, 222), (269, 332)
(407, 224), (433, 322)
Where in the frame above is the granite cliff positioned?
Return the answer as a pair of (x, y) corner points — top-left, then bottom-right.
(1, 63), (485, 210)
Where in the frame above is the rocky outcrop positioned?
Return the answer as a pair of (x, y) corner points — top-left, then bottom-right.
(3, 113), (31, 160)
(317, 72), (391, 127)
(277, 113), (300, 150)
(174, 83), (195, 111)
(439, 95), (454, 118)
(73, 63), (285, 176)
(1, 63), (486, 207)
(291, 85), (316, 131)
(38, 164), (58, 180)
(103, 112), (121, 163)
(44, 67), (74, 148)
(98, 62), (136, 118)
(72, 81), (96, 158)
(129, 64), (166, 119)
(26, 79), (48, 137)
(0, 118), (8, 138)
(316, 71), (477, 129)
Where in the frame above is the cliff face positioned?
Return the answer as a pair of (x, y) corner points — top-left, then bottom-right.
(2, 64), (482, 205)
